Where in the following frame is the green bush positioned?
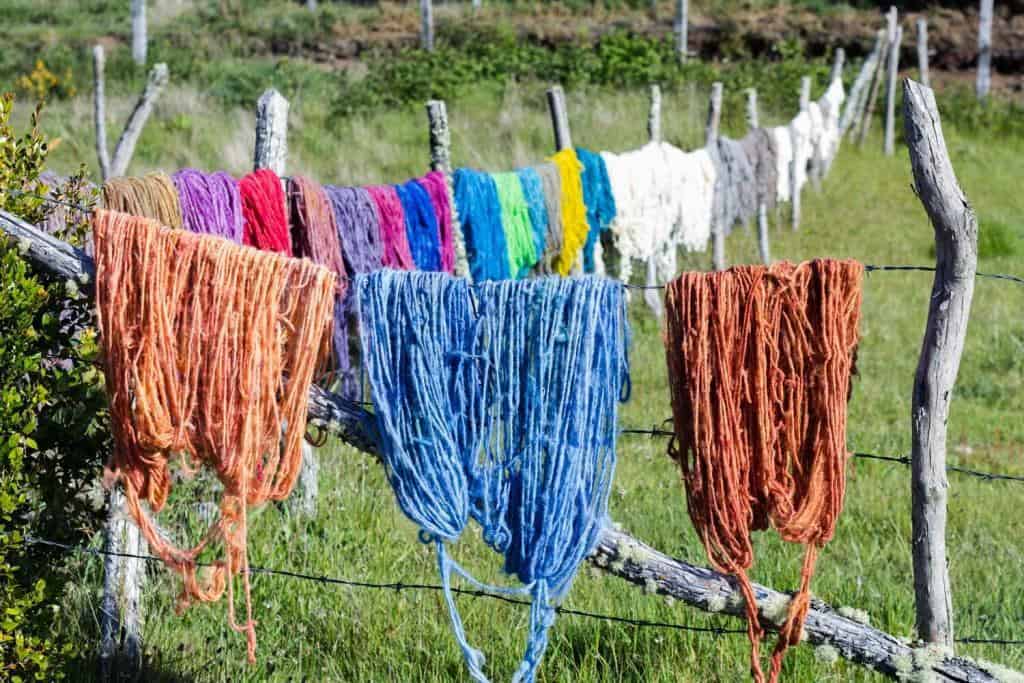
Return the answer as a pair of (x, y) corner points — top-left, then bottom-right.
(0, 93), (104, 681)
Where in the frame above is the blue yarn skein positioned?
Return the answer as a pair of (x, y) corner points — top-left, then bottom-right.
(394, 178), (443, 271)
(515, 167), (548, 264)
(357, 271), (630, 683)
(453, 168), (510, 282)
(575, 148), (617, 274)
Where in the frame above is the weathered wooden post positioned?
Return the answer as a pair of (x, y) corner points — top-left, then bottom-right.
(648, 84), (662, 144)
(842, 29), (885, 137)
(93, 45), (111, 181)
(254, 89), (318, 518)
(917, 18), (930, 88)
(977, 0), (993, 101)
(425, 99), (468, 279)
(99, 487), (145, 682)
(830, 47), (846, 84)
(904, 78), (977, 649)
(306, 0), (318, 10)
(108, 63), (169, 178)
(675, 0), (688, 64)
(746, 88), (770, 265)
(858, 27), (889, 146)
(791, 76), (810, 232)
(546, 85), (573, 152)
(131, 0), (147, 66)
(420, 0), (434, 52)
(884, 11), (902, 156)
(706, 82), (725, 271)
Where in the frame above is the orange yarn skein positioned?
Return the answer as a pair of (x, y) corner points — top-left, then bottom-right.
(663, 259), (862, 683)
(93, 209), (336, 662)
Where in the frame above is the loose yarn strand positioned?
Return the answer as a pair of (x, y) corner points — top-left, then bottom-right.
(102, 173), (183, 229)
(417, 171), (456, 273)
(549, 149), (588, 276)
(240, 168), (292, 255)
(366, 184), (415, 270)
(491, 172), (537, 278)
(172, 168), (244, 242)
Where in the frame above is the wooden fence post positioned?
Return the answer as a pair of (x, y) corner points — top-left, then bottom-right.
(791, 76), (810, 232)
(420, 0), (434, 52)
(93, 45), (111, 181)
(675, 0), (688, 64)
(830, 47), (846, 84)
(131, 0), (147, 66)
(108, 63), (169, 178)
(884, 10), (902, 156)
(858, 28), (889, 146)
(706, 82), (725, 271)
(746, 88), (770, 265)
(904, 78), (977, 650)
(648, 84), (662, 144)
(842, 29), (885, 137)
(254, 89), (318, 518)
(977, 0), (993, 101)
(917, 18), (930, 89)
(425, 99), (468, 279)
(546, 85), (573, 152)
(99, 486), (145, 682)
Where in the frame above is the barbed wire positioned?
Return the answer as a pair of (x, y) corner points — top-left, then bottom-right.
(24, 536), (746, 636)
(619, 428), (1024, 484)
(23, 536), (1024, 646)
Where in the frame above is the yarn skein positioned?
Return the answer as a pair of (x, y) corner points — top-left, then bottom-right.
(288, 175), (350, 370)
(102, 173), (183, 229)
(324, 185), (383, 400)
(394, 177), (443, 272)
(417, 171), (456, 273)
(94, 209), (335, 663)
(172, 169), (244, 242)
(239, 168), (292, 255)
(357, 271), (629, 683)
(366, 184), (415, 270)
(663, 260), (863, 683)
(549, 148), (588, 276)
(453, 168), (509, 282)
(575, 148), (617, 274)
(515, 167), (548, 262)
(491, 171), (537, 279)
(533, 163), (562, 273)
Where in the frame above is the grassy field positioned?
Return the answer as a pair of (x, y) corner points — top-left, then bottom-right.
(24, 71), (1024, 682)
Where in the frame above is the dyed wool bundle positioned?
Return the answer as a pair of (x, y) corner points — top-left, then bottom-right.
(453, 168), (510, 282)
(515, 167), (548, 263)
(358, 271), (628, 683)
(491, 172), (538, 278)
(663, 260), (863, 683)
(575, 148), (617, 274)
(713, 137), (758, 236)
(416, 171), (456, 273)
(239, 168), (292, 255)
(394, 178), (443, 272)
(288, 176), (350, 369)
(94, 209), (336, 662)
(324, 185), (384, 400)
(533, 163), (563, 273)
(366, 184), (416, 270)
(172, 169), (244, 242)
(768, 126), (794, 203)
(789, 111), (814, 199)
(102, 173), (183, 229)
(816, 79), (846, 174)
(739, 129), (779, 210)
(549, 148), (589, 276)
(807, 102), (827, 181)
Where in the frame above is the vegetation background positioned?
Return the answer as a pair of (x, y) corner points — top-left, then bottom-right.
(0, 1), (1022, 681)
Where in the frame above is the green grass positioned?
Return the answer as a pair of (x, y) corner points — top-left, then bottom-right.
(26, 75), (1024, 681)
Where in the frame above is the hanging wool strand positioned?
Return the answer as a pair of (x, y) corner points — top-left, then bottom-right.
(102, 173), (183, 229)
(663, 260), (863, 683)
(491, 171), (537, 278)
(453, 168), (509, 282)
(713, 137), (758, 235)
(288, 176), (350, 370)
(514, 167), (548, 266)
(94, 209), (336, 662)
(416, 171), (456, 274)
(394, 178), (443, 272)
(549, 148), (589, 276)
(575, 148), (617, 274)
(739, 130), (779, 210)
(172, 168), (244, 242)
(366, 184), (415, 270)
(357, 271), (629, 683)
(239, 168), (292, 255)
(533, 163), (563, 273)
